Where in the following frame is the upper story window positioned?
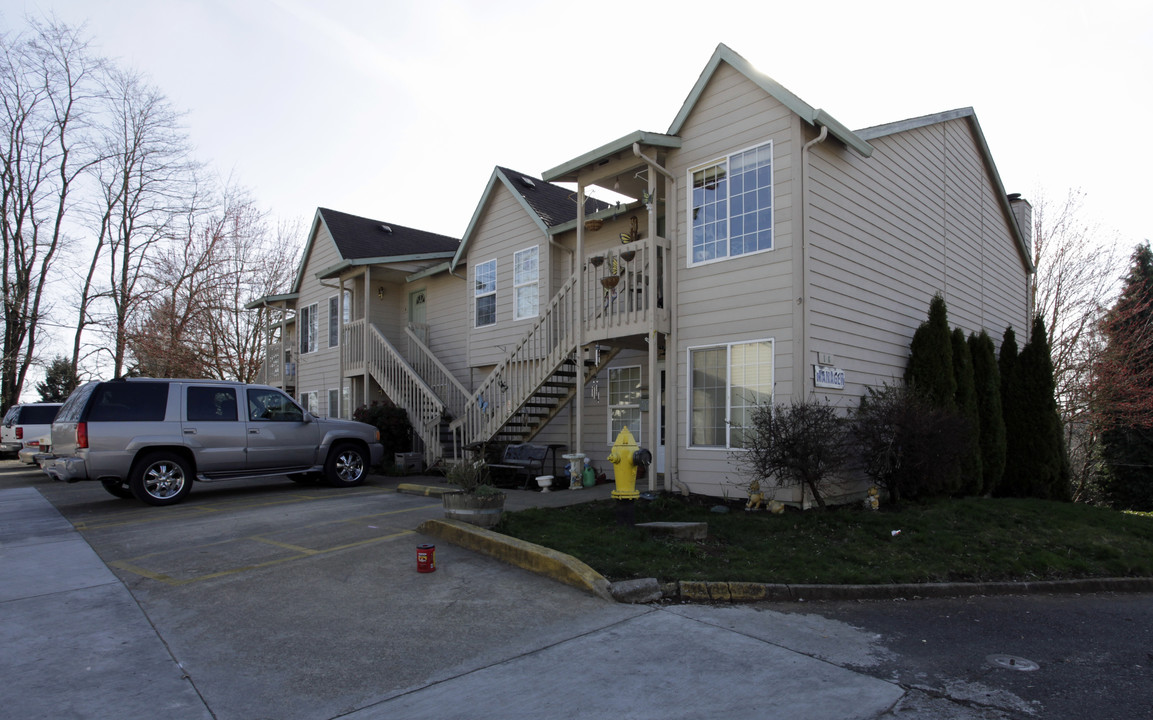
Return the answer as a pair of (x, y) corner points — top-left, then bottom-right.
(513, 246), (539, 321)
(328, 296), (340, 348)
(475, 259), (497, 327)
(299, 303), (318, 354)
(688, 141), (773, 266)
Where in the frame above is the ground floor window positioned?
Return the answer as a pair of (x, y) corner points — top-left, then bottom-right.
(608, 365), (643, 443)
(328, 389), (339, 418)
(688, 339), (773, 449)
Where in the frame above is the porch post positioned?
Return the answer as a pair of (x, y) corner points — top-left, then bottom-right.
(575, 183), (586, 456)
(646, 168), (659, 492)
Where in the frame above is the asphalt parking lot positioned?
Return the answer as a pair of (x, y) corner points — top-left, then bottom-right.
(5, 459), (1152, 720)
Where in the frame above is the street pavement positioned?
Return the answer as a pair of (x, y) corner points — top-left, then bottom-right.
(2, 460), (1150, 719)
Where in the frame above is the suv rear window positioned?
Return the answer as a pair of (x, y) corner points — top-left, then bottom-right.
(86, 382), (170, 422)
(19, 405), (60, 424)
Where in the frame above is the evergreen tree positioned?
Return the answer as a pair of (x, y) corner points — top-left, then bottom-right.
(1099, 243), (1153, 509)
(968, 331), (1006, 495)
(998, 327), (1027, 496)
(1015, 316), (1072, 500)
(952, 328), (982, 495)
(36, 356), (80, 402)
(906, 294), (956, 410)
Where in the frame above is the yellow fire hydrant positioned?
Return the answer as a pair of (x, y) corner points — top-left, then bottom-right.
(607, 426), (642, 500)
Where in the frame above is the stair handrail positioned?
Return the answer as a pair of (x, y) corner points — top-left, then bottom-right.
(450, 271), (580, 450)
(404, 325), (471, 420)
(366, 323), (445, 467)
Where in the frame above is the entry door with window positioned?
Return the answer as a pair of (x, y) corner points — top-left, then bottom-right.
(409, 289), (428, 345)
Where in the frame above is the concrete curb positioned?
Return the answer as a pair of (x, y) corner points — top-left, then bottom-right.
(396, 482), (453, 497)
(417, 518), (615, 602)
(674, 577), (1153, 603)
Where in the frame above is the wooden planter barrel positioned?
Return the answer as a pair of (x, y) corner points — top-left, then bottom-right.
(442, 491), (505, 529)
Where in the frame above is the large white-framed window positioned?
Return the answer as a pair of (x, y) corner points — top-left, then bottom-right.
(301, 390), (318, 415)
(688, 339), (773, 449)
(688, 141), (773, 266)
(474, 259), (497, 327)
(327, 288), (352, 348)
(513, 245), (539, 321)
(608, 365), (643, 443)
(299, 303), (318, 354)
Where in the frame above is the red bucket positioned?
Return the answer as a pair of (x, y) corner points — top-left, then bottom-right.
(416, 544), (436, 573)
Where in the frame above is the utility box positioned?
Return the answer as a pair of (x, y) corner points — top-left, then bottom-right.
(395, 452), (423, 475)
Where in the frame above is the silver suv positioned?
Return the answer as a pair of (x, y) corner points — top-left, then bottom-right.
(41, 379), (385, 506)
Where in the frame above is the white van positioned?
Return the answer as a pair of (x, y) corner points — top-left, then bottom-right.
(1, 403), (63, 455)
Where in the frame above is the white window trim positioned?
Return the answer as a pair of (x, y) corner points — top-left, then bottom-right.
(301, 391), (318, 415)
(513, 245), (540, 322)
(607, 365), (643, 444)
(327, 388), (339, 418)
(686, 338), (774, 450)
(299, 303), (318, 354)
(474, 258), (497, 328)
(328, 296), (339, 348)
(686, 140), (774, 268)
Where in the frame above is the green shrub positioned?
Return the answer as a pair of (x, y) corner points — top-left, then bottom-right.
(353, 401), (413, 461)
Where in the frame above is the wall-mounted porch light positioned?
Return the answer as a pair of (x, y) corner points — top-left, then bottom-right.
(377, 286), (385, 300)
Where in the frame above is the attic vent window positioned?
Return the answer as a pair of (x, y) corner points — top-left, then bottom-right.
(519, 177), (536, 188)
(380, 224), (392, 233)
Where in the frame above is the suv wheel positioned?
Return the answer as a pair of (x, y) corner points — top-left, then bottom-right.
(130, 452), (193, 506)
(325, 443), (368, 487)
(101, 478), (134, 499)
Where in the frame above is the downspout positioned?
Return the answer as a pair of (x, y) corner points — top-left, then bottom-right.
(800, 125), (828, 399)
(633, 143), (679, 494)
(575, 185), (586, 457)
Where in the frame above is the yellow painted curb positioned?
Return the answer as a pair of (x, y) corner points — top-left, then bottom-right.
(417, 518), (614, 601)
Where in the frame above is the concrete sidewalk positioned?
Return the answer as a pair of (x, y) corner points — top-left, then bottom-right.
(0, 482), (911, 720)
(0, 487), (212, 720)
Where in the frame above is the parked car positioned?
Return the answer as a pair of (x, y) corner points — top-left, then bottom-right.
(17, 436), (49, 465)
(40, 379), (385, 506)
(1, 402), (63, 456)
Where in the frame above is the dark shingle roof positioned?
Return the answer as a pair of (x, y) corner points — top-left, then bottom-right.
(318, 207), (460, 260)
(495, 167), (611, 228)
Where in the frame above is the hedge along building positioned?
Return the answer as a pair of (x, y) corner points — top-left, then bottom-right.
(253, 43), (1033, 505)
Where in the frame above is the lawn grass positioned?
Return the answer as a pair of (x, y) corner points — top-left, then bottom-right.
(496, 495), (1153, 585)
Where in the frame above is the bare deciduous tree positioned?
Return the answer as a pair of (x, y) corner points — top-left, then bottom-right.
(75, 65), (197, 379)
(0, 18), (102, 410)
(1030, 189), (1125, 501)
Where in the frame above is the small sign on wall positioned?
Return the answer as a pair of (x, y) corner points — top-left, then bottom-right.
(814, 365), (845, 390)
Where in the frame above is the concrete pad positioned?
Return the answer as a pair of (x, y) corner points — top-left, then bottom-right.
(0, 487), (211, 720)
(350, 608), (905, 719)
(636, 520), (708, 540)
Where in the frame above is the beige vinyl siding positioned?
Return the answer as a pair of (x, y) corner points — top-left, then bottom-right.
(662, 61), (800, 494)
(467, 185), (548, 368)
(295, 224), (345, 404)
(806, 117), (1030, 397)
(419, 270), (471, 391)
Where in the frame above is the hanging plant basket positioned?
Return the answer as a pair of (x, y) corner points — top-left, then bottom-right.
(584, 219), (604, 232)
(589, 255), (605, 267)
(601, 275), (621, 290)
(619, 250), (636, 262)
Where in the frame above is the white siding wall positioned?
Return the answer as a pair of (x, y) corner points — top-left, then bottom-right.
(663, 62), (801, 498)
(295, 224), (345, 413)
(467, 185), (549, 368)
(807, 117), (1031, 400)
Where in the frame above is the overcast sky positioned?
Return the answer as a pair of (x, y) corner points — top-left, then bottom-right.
(10, 0), (1153, 247)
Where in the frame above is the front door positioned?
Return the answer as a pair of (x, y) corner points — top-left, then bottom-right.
(409, 288), (428, 345)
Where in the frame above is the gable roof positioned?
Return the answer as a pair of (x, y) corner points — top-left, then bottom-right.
(669, 43), (873, 158)
(856, 107), (1034, 273)
(309, 208), (460, 281)
(449, 167), (610, 271)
